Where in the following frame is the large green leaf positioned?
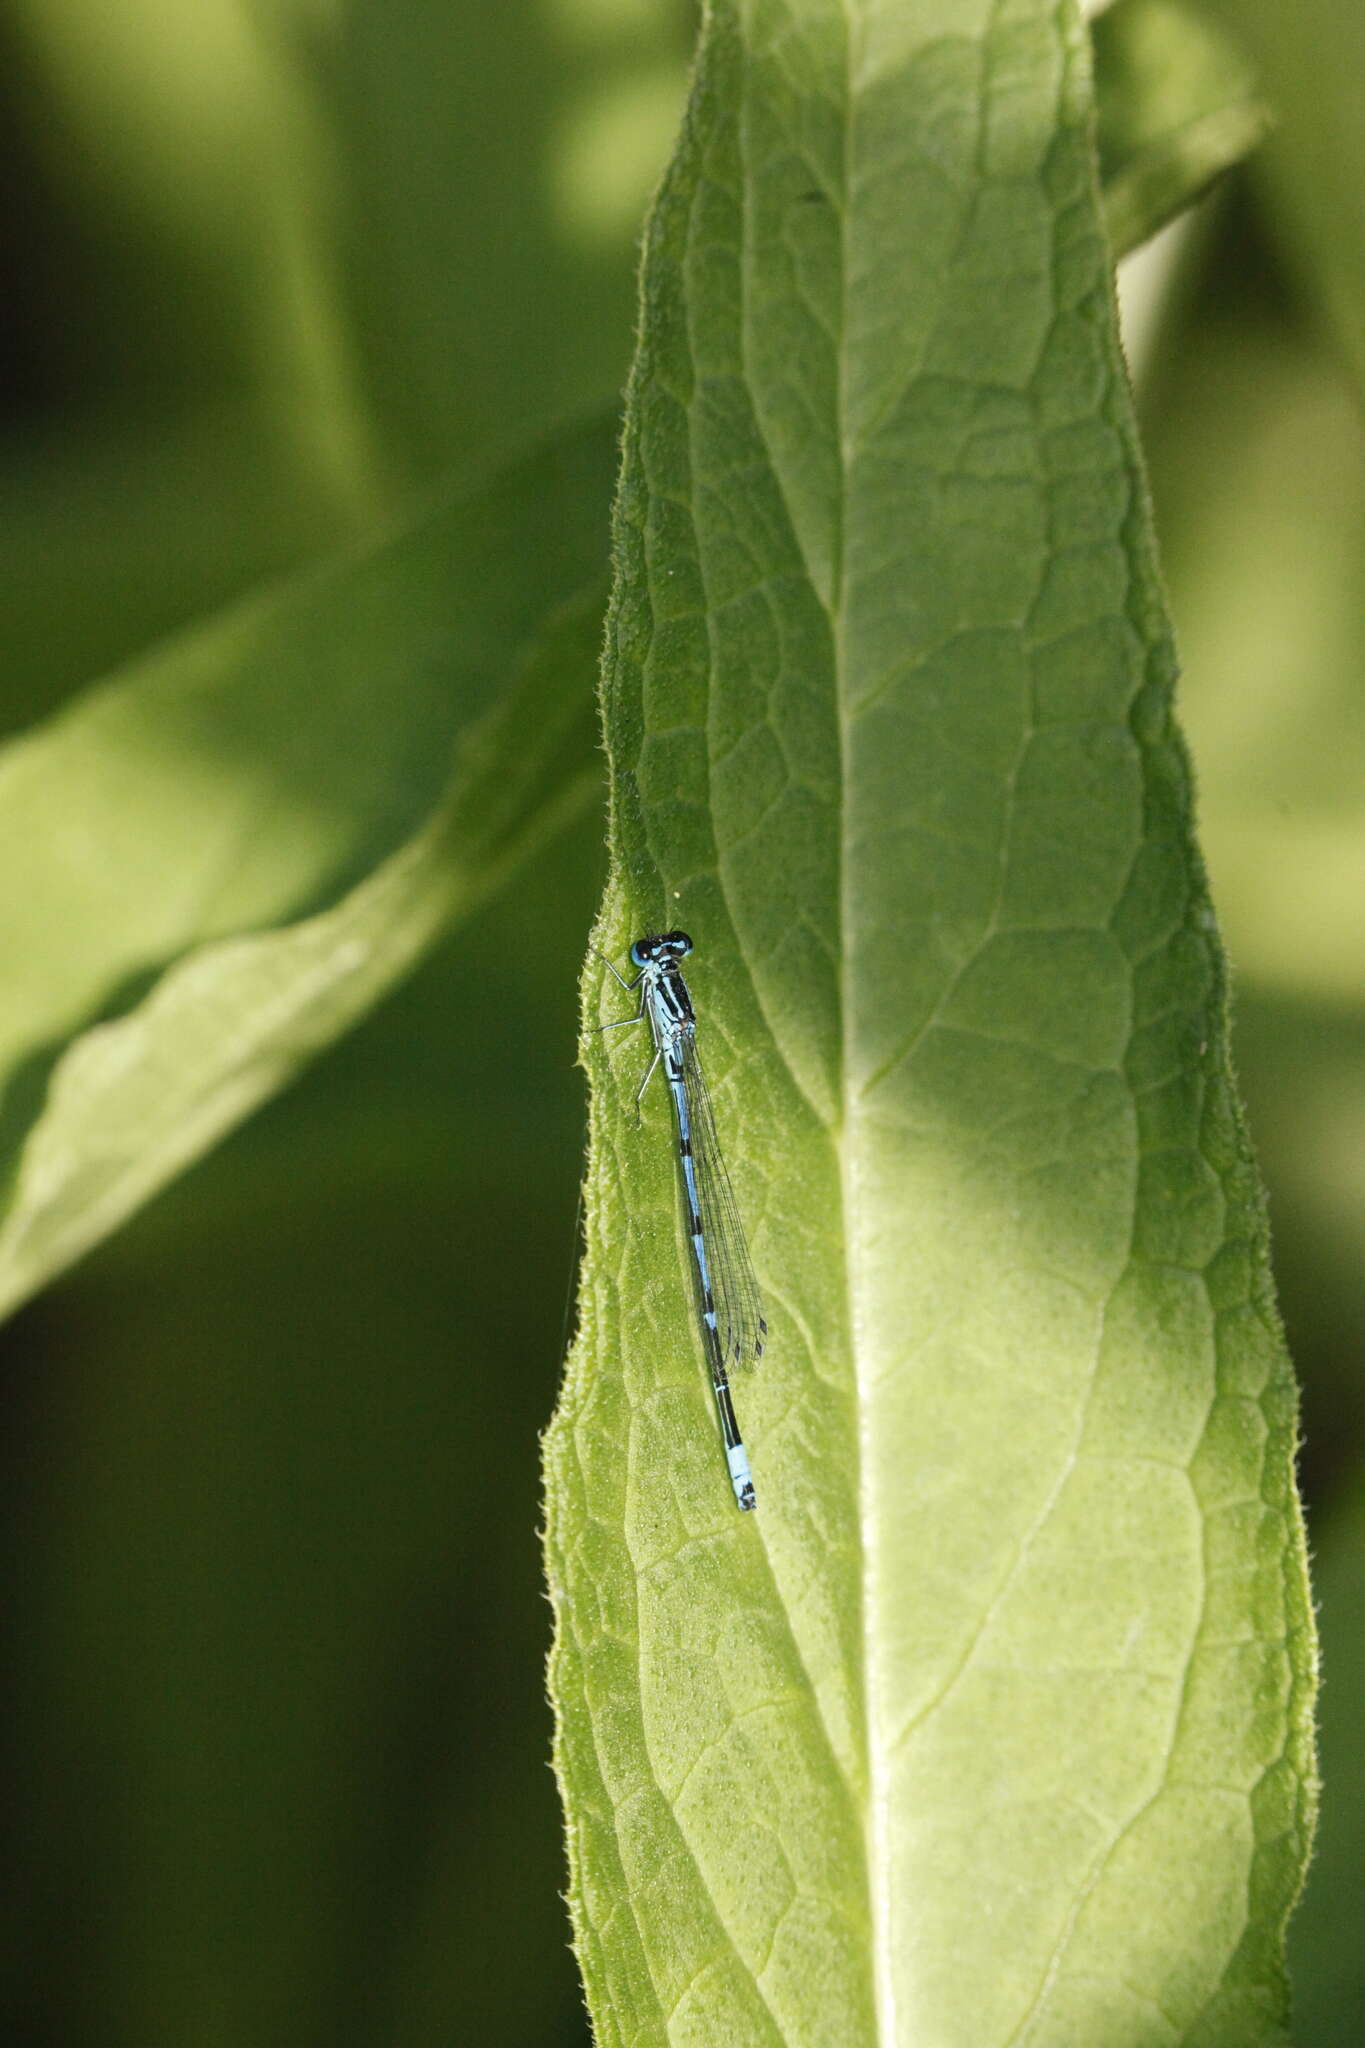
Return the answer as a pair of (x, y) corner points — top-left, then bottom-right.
(544, 3), (1316, 2043)
(0, 422), (614, 1319)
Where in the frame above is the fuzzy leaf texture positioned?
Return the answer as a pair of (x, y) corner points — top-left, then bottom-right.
(544, 4), (1316, 2046)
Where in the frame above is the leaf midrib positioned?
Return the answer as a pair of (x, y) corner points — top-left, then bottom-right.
(825, 7), (893, 2046)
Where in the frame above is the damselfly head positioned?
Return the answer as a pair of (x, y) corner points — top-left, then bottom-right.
(630, 930), (693, 967)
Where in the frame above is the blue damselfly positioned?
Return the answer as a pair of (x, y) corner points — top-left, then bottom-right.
(597, 931), (766, 1511)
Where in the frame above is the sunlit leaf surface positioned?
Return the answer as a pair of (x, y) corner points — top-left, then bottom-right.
(545, 4), (1315, 2043)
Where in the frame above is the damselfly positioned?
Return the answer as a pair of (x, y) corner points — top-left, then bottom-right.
(597, 931), (766, 1512)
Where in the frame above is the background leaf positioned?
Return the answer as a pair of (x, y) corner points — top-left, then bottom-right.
(0, 815), (608, 2048)
(0, 6), (647, 2043)
(545, 3), (1315, 2042)
(1092, 0), (1271, 258)
(1134, 134), (1365, 2034)
(0, 0), (381, 727)
(0, 421), (613, 1315)
(1139, 227), (1365, 1008)
(1200, 0), (1365, 391)
(322, 0), (691, 487)
(0, 579), (603, 1318)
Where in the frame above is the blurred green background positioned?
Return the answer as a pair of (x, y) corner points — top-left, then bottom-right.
(0, 1), (1359, 2042)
